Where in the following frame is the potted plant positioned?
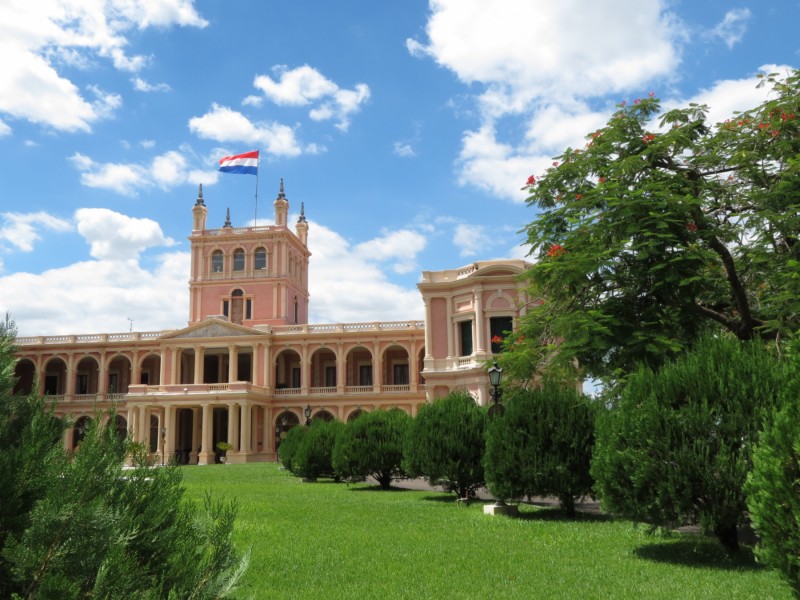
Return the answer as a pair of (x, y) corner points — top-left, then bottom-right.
(216, 441), (233, 464)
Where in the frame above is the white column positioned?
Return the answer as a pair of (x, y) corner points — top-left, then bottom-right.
(228, 403), (239, 451)
(198, 403), (213, 465)
(240, 403), (252, 454)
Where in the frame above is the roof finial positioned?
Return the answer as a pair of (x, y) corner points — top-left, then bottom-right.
(278, 178), (285, 199)
(195, 183), (205, 206)
(297, 201), (307, 223)
(223, 207), (232, 228)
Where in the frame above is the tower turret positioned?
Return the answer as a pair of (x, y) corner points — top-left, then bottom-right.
(296, 202), (309, 246)
(192, 184), (207, 231)
(274, 178), (288, 227)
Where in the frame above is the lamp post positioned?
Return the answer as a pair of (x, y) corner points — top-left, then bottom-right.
(304, 404), (312, 426)
(275, 425), (281, 462)
(487, 361), (504, 419)
(160, 426), (166, 466)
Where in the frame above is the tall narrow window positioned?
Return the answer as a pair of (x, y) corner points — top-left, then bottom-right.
(359, 365), (373, 386)
(245, 299), (252, 320)
(393, 364), (409, 385)
(233, 249), (245, 272)
(254, 247), (267, 270)
(211, 250), (223, 273)
(459, 320), (473, 356)
(325, 366), (336, 387)
(490, 316), (514, 353)
(231, 289), (244, 324)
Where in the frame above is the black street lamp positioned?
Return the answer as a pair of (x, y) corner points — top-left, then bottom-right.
(488, 361), (503, 404)
(304, 404), (312, 426)
(160, 426), (167, 466)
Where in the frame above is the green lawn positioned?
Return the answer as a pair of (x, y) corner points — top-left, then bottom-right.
(181, 463), (790, 599)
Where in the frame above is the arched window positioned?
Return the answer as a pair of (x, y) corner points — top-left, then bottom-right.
(233, 249), (245, 272)
(211, 250), (223, 273)
(254, 247), (267, 270)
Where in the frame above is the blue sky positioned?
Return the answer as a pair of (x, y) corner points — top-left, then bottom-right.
(0, 0), (797, 336)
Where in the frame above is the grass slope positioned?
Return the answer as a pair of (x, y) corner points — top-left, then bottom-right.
(181, 463), (790, 599)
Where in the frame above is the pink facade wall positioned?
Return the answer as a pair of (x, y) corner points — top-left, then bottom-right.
(430, 298), (448, 359)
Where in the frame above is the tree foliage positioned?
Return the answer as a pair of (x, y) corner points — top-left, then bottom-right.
(511, 69), (800, 382)
(591, 335), (785, 553)
(0, 317), (248, 599)
(404, 390), (486, 499)
(746, 351), (800, 592)
(483, 384), (595, 515)
(292, 419), (344, 480)
(278, 424), (306, 473)
(332, 409), (410, 490)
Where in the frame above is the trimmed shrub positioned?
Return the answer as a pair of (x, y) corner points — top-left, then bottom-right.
(278, 425), (306, 473)
(746, 373), (800, 592)
(404, 390), (486, 499)
(592, 335), (785, 553)
(483, 384), (595, 515)
(292, 419), (344, 480)
(332, 409), (410, 489)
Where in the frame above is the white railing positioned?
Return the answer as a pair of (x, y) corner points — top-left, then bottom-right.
(275, 388), (302, 396)
(310, 386), (338, 395)
(345, 386), (373, 394)
(208, 384), (230, 392)
(381, 385), (410, 393)
(16, 331), (172, 345)
(272, 320), (424, 335)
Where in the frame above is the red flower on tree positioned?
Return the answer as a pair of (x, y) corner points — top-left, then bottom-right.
(642, 134), (655, 144)
(686, 222), (698, 232)
(526, 175), (536, 186)
(547, 243), (566, 257)
(491, 335), (504, 345)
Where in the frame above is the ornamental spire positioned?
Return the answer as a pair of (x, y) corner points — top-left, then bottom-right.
(223, 207), (232, 228)
(278, 177), (286, 199)
(195, 183), (205, 206)
(298, 202), (307, 223)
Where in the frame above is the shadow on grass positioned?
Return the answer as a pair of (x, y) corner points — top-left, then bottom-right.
(633, 539), (762, 571)
(515, 505), (613, 524)
(347, 484), (414, 492)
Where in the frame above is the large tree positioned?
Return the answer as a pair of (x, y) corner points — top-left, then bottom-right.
(403, 390), (486, 500)
(510, 69), (800, 382)
(0, 317), (248, 599)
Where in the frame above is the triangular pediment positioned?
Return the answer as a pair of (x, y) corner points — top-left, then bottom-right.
(161, 318), (266, 340)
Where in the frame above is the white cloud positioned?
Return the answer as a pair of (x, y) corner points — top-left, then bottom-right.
(254, 65), (338, 105)
(354, 229), (428, 274)
(75, 208), (175, 260)
(0, 0), (207, 132)
(408, 0), (682, 104)
(410, 0), (688, 202)
(69, 148), (219, 195)
(253, 65), (370, 131)
(242, 95), (263, 107)
(662, 64), (791, 128)
(457, 124), (551, 202)
(707, 8), (751, 49)
(188, 104), (304, 157)
(0, 119), (10, 136)
(0, 251), (191, 336)
(0, 212), (72, 252)
(393, 142), (416, 157)
(132, 77), (172, 92)
(307, 222), (424, 323)
(453, 223), (493, 258)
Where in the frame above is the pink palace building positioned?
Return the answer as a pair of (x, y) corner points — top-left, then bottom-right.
(13, 182), (533, 464)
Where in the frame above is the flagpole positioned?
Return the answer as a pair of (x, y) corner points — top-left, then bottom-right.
(254, 151), (259, 226)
